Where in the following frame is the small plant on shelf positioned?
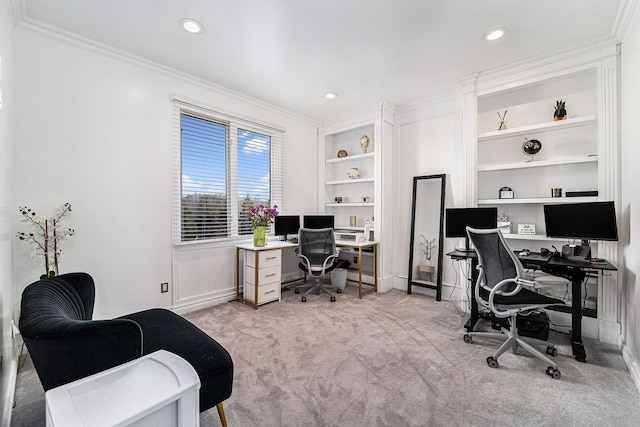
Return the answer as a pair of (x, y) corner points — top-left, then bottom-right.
(554, 99), (567, 121)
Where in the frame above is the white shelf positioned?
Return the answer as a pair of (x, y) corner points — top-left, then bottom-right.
(326, 202), (375, 207)
(326, 152), (375, 164)
(326, 177), (375, 185)
(478, 156), (597, 172)
(501, 233), (554, 241)
(478, 115), (597, 141)
(478, 196), (598, 205)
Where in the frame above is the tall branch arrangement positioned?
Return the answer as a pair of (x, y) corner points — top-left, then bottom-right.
(17, 203), (75, 278)
(420, 234), (437, 262)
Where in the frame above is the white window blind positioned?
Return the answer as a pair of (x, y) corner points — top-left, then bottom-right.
(172, 98), (283, 243)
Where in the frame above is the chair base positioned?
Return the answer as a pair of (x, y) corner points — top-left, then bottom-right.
(463, 315), (561, 379)
(295, 278), (339, 302)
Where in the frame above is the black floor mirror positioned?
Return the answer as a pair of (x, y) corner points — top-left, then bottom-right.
(407, 174), (446, 300)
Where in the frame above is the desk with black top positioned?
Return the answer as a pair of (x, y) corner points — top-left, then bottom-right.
(447, 249), (617, 363)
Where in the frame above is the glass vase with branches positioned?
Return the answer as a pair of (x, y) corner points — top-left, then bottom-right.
(16, 203), (75, 278)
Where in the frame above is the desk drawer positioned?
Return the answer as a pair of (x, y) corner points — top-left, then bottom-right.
(243, 281), (281, 304)
(245, 265), (281, 286)
(246, 249), (281, 269)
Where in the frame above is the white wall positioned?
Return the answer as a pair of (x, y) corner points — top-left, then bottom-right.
(621, 2), (640, 389)
(393, 98), (466, 301)
(10, 26), (317, 319)
(0, 2), (16, 424)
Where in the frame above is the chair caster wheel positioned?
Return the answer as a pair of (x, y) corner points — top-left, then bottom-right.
(463, 334), (472, 344)
(546, 366), (561, 379)
(330, 296), (336, 302)
(294, 288), (300, 294)
(546, 346), (558, 357)
(487, 357), (499, 368)
(337, 289), (342, 293)
(301, 296), (307, 302)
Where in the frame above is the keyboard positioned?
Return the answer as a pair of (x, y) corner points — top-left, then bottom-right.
(518, 252), (552, 263)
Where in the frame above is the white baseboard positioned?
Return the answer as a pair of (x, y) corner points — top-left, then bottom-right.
(2, 358), (17, 427)
(172, 291), (235, 315)
(621, 341), (640, 393)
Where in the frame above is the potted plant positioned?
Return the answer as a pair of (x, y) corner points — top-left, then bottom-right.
(418, 235), (437, 280)
(554, 99), (567, 121)
(247, 203), (278, 247)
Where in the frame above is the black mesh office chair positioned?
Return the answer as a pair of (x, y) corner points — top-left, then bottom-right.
(295, 228), (340, 302)
(463, 227), (565, 379)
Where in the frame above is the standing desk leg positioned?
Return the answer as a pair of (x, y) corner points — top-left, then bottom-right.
(464, 258), (480, 333)
(570, 273), (587, 362)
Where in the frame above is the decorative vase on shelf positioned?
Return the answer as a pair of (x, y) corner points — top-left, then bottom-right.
(253, 226), (266, 247)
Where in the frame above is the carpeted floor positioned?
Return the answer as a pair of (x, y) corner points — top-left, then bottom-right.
(12, 286), (640, 426)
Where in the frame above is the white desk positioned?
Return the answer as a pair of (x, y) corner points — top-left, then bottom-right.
(235, 239), (378, 308)
(235, 241), (298, 310)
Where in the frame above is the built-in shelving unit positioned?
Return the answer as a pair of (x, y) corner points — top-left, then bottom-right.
(318, 103), (394, 292)
(320, 124), (377, 232)
(475, 69), (600, 240)
(461, 42), (620, 344)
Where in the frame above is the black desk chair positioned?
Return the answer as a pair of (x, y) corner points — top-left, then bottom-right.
(463, 227), (565, 379)
(295, 228), (340, 302)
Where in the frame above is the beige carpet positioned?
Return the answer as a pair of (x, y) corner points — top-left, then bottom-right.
(12, 286), (640, 426)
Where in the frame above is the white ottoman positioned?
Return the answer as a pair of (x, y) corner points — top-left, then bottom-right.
(45, 350), (200, 427)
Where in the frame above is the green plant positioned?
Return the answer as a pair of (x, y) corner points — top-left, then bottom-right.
(554, 99), (566, 118)
(17, 203), (75, 278)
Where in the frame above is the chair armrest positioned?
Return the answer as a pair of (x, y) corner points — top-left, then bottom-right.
(24, 319), (142, 391)
(487, 278), (521, 317)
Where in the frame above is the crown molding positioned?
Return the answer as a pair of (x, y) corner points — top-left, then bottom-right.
(614, 0), (639, 41)
(10, 0), (316, 127)
(458, 37), (620, 95)
(394, 92), (463, 126)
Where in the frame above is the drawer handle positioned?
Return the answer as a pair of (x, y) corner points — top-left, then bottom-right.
(265, 273), (276, 277)
(265, 289), (276, 294)
(266, 256), (277, 260)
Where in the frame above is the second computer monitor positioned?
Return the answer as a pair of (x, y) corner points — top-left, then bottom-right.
(445, 207), (498, 252)
(303, 215), (335, 229)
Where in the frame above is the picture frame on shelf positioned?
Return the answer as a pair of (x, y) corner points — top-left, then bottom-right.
(499, 186), (514, 199)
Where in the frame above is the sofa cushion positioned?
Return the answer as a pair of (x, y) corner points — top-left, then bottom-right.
(119, 308), (233, 412)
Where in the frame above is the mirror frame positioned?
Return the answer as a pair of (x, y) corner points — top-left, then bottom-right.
(407, 174), (446, 300)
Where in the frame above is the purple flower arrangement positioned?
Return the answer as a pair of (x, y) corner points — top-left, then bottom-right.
(248, 204), (279, 228)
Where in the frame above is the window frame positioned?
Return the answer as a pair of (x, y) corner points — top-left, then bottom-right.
(172, 97), (283, 246)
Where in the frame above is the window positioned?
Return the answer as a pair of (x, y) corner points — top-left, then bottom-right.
(173, 99), (283, 243)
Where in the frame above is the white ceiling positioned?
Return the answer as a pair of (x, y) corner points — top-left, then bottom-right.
(17, 0), (625, 120)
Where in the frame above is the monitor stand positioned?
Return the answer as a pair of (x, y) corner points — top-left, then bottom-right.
(455, 236), (476, 254)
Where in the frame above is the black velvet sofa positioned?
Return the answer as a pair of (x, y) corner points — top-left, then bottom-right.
(19, 272), (233, 426)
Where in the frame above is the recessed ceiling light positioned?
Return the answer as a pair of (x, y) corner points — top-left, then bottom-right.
(325, 93), (338, 99)
(180, 18), (204, 34)
(483, 27), (505, 41)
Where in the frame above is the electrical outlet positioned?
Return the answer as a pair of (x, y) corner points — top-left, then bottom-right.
(161, 282), (169, 293)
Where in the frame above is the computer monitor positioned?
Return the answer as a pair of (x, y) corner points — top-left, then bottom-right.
(303, 215), (335, 229)
(274, 215), (300, 239)
(445, 207), (498, 252)
(544, 201), (618, 245)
